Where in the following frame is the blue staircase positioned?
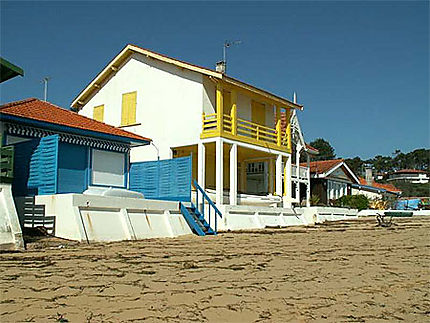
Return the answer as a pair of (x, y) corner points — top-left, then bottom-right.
(179, 179), (222, 236)
(180, 202), (215, 236)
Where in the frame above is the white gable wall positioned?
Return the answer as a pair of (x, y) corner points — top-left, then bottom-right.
(79, 53), (204, 162)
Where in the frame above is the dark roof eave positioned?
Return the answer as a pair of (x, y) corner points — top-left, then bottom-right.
(0, 57), (24, 83)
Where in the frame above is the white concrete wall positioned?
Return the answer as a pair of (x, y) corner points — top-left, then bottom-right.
(351, 187), (382, 200)
(295, 206), (358, 223)
(200, 204), (312, 231)
(0, 183), (24, 250)
(80, 53), (204, 162)
(36, 194), (192, 242)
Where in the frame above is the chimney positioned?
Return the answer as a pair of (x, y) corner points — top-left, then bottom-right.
(365, 165), (373, 185)
(216, 61), (226, 74)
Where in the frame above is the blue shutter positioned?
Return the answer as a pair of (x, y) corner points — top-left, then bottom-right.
(27, 135), (59, 195)
(129, 156), (191, 202)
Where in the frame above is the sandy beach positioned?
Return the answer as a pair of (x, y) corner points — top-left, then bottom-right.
(1, 217), (429, 322)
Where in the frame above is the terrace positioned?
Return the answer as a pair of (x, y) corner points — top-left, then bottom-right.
(201, 106), (291, 153)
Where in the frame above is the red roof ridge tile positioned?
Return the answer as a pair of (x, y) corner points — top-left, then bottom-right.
(358, 177), (402, 192)
(1, 98), (151, 143)
(0, 98), (38, 110)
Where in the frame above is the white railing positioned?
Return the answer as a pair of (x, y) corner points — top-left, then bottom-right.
(292, 165), (309, 180)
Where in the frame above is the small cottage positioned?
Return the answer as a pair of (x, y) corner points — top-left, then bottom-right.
(304, 159), (360, 205)
(1, 98), (151, 198)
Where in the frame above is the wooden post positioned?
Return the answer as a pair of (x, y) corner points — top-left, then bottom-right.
(284, 155), (292, 208)
(231, 90), (237, 136)
(198, 142), (206, 191)
(306, 153), (311, 207)
(286, 123), (291, 151)
(216, 138), (224, 205)
(276, 120), (282, 146)
(216, 84), (224, 134)
(229, 143), (237, 205)
(202, 112), (206, 132)
(276, 155), (282, 197)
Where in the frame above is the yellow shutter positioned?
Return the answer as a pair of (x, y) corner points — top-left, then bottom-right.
(251, 101), (265, 125)
(93, 105), (104, 122)
(121, 91), (137, 126)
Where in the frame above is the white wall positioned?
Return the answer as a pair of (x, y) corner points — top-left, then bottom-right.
(202, 76), (216, 114)
(351, 187), (382, 200)
(36, 194), (192, 242)
(0, 184), (24, 250)
(79, 53), (279, 163)
(80, 53), (204, 162)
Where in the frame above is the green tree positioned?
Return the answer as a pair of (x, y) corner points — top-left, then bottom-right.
(345, 156), (364, 176)
(368, 155), (393, 173)
(310, 138), (336, 161)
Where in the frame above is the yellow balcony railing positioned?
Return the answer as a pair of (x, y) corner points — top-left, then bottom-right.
(201, 112), (291, 153)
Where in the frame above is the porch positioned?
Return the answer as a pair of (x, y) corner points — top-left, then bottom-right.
(173, 140), (295, 208)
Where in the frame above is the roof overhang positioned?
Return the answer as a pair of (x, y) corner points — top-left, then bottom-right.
(317, 161), (360, 184)
(0, 57), (24, 83)
(1, 113), (150, 147)
(71, 44), (303, 111)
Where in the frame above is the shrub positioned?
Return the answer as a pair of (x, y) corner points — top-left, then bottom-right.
(333, 194), (369, 210)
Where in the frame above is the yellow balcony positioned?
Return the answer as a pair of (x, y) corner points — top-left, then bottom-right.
(201, 112), (291, 153)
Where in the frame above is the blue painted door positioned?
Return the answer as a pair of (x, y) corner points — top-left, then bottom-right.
(129, 156), (192, 202)
(57, 143), (88, 193)
(12, 138), (40, 197)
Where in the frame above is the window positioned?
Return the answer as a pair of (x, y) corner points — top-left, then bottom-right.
(92, 149), (125, 187)
(121, 91), (137, 126)
(93, 105), (104, 122)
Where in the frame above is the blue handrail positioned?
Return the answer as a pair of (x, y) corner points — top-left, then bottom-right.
(192, 179), (222, 233)
(179, 202), (206, 236)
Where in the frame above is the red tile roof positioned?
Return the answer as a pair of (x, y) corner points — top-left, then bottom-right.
(0, 98), (151, 143)
(302, 158), (344, 174)
(358, 177), (402, 193)
(306, 144), (319, 153)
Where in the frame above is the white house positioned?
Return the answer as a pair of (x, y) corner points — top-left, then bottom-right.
(387, 169), (429, 184)
(71, 44), (315, 228)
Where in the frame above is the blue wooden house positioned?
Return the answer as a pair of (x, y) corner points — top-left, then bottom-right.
(0, 98), (151, 197)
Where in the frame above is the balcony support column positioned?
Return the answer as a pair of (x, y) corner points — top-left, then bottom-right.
(216, 137), (224, 205)
(231, 90), (237, 136)
(306, 153), (311, 207)
(269, 158), (274, 194)
(197, 142), (206, 191)
(229, 143), (237, 205)
(216, 83), (224, 134)
(283, 155), (292, 208)
(295, 143), (302, 205)
(276, 154), (283, 197)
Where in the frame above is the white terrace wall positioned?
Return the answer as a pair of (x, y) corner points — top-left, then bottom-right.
(36, 194), (192, 242)
(79, 53), (204, 163)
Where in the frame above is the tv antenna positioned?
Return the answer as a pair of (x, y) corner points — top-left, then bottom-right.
(222, 40), (242, 73)
(41, 76), (51, 101)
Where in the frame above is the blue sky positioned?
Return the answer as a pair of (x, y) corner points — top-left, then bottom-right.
(1, 1), (428, 159)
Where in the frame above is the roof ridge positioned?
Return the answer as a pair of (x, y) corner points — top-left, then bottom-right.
(0, 98), (37, 110)
(0, 98), (151, 142)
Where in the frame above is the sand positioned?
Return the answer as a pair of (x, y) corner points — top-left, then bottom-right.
(1, 217), (429, 322)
